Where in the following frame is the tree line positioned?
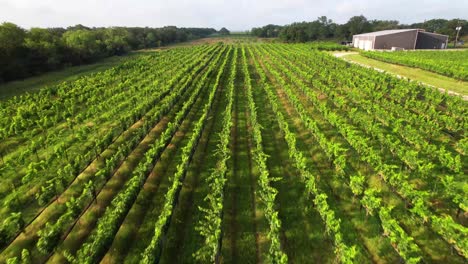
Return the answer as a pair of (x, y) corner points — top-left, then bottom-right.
(251, 16), (467, 43)
(0, 23), (217, 83)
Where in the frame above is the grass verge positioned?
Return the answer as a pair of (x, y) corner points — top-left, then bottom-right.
(341, 53), (468, 96)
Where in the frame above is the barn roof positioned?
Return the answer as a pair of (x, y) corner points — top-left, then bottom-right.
(354, 29), (418, 37)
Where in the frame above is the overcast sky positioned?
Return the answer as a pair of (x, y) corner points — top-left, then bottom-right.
(1, 0), (467, 31)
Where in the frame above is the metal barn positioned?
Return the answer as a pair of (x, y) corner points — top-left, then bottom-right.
(352, 29), (448, 50)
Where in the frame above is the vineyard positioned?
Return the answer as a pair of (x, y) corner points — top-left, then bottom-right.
(0, 42), (467, 264)
(362, 50), (468, 81)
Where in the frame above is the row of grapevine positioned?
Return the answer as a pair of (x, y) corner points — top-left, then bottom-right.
(266, 45), (466, 216)
(262, 45), (467, 258)
(265, 44), (466, 211)
(0, 45), (212, 178)
(194, 46), (237, 262)
(284, 44), (467, 135)
(254, 45), (347, 175)
(31, 45), (225, 257)
(293, 47), (463, 174)
(0, 45), (210, 194)
(140, 46), (233, 264)
(241, 45), (288, 263)
(263, 44), (429, 263)
(275, 43), (465, 145)
(0, 45), (221, 251)
(0, 50), (169, 140)
(69, 45), (229, 264)
(349, 174), (424, 263)
(3, 45), (226, 262)
(362, 50), (468, 81)
(248, 46), (357, 264)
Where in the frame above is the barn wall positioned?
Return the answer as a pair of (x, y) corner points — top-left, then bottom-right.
(415, 32), (448, 49)
(373, 30), (418, 50)
(352, 35), (374, 50)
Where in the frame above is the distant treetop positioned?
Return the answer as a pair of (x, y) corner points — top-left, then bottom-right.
(250, 16), (467, 43)
(219, 27), (230, 35)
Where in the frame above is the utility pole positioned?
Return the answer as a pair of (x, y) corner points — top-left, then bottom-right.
(455, 26), (462, 48)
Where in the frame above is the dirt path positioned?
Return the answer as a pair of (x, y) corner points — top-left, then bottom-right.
(333, 51), (358, 57)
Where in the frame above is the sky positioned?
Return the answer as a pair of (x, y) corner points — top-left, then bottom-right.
(1, 0), (467, 31)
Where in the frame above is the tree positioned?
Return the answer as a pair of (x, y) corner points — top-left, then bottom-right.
(370, 20), (400, 31)
(62, 29), (102, 64)
(24, 28), (62, 72)
(317, 16), (334, 39)
(346, 15), (372, 36)
(102, 28), (131, 55)
(145, 32), (159, 47)
(0, 23), (217, 84)
(0, 22), (26, 52)
(251, 24), (282, 38)
(0, 22), (28, 81)
(219, 27), (230, 35)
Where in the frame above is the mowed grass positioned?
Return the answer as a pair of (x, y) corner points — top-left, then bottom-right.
(221, 51), (261, 264)
(341, 53), (468, 96)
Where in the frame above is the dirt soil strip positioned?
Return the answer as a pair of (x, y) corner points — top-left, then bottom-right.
(0, 47), (206, 259)
(45, 115), (172, 263)
(0, 117), (147, 261)
(99, 68), (216, 264)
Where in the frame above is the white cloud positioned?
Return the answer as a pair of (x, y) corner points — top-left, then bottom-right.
(0, 0), (466, 30)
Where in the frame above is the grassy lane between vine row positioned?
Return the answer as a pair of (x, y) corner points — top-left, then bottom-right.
(99, 46), (229, 264)
(253, 45), (399, 263)
(157, 46), (234, 264)
(220, 47), (260, 263)
(46, 46), (227, 264)
(247, 47), (336, 263)
(1, 42), (466, 264)
(269, 46), (466, 263)
(0, 46), (213, 231)
(137, 45), (231, 264)
(0, 45), (220, 263)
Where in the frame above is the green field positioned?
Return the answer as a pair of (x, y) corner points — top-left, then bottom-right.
(361, 50), (468, 81)
(0, 41), (467, 264)
(340, 53), (468, 96)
